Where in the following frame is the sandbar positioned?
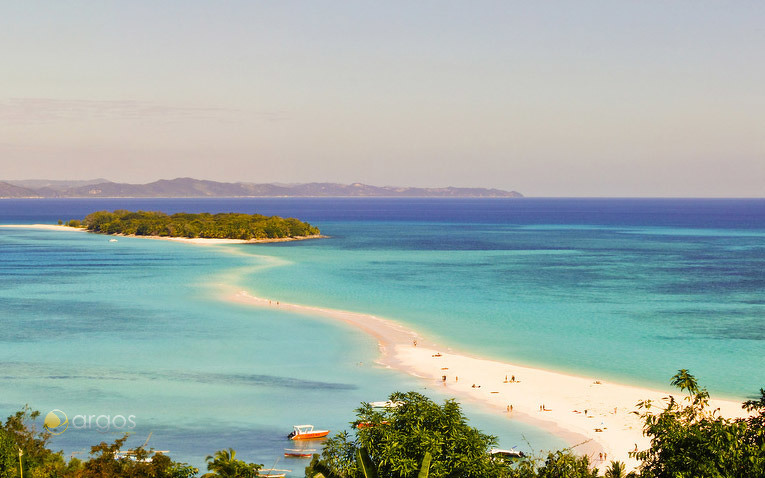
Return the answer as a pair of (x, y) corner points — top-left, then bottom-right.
(228, 290), (749, 471)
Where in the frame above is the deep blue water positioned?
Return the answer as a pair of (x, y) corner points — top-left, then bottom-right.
(2, 197), (763, 228)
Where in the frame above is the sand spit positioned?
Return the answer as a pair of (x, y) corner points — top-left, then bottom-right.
(229, 290), (749, 470)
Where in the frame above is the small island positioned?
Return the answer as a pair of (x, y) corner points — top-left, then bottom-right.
(64, 210), (322, 242)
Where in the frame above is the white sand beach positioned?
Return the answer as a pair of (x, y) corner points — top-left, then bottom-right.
(0, 224), (325, 245)
(229, 290), (750, 471)
(0, 224), (87, 231)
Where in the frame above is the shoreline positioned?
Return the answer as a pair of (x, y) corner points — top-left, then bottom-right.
(0, 224), (327, 245)
(228, 290), (749, 470)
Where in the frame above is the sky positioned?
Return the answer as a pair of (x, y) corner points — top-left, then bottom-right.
(1, 1), (763, 197)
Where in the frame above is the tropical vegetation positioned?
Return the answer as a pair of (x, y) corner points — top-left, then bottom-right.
(0, 407), (199, 478)
(305, 391), (505, 478)
(2, 371), (764, 478)
(202, 448), (262, 478)
(305, 392), (598, 478)
(633, 369), (765, 477)
(66, 210), (321, 240)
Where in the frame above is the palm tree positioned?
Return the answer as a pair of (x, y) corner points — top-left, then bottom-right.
(670, 369), (699, 395)
(604, 460), (626, 478)
(204, 448), (239, 478)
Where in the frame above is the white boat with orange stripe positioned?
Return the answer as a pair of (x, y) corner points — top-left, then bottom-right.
(287, 424), (330, 440)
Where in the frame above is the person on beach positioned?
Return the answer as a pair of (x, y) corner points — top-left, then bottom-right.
(511, 375), (515, 382)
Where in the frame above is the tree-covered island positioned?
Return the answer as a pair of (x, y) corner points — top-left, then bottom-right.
(64, 210), (322, 241)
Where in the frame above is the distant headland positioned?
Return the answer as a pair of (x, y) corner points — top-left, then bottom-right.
(64, 210), (323, 243)
(0, 178), (523, 198)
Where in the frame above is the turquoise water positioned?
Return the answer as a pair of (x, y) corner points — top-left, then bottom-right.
(1, 198), (763, 474)
(241, 220), (765, 399)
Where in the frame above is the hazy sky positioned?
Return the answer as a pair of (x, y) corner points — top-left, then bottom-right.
(1, 1), (763, 196)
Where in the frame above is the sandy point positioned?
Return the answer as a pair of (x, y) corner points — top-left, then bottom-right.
(0, 224), (327, 245)
(228, 289), (750, 471)
(0, 224), (87, 231)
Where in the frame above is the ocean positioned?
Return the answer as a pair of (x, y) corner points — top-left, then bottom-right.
(1, 198), (763, 474)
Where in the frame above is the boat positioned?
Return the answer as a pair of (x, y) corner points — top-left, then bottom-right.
(257, 469), (289, 477)
(284, 448), (316, 458)
(109, 239), (118, 242)
(490, 448), (525, 459)
(287, 424), (330, 440)
(115, 450), (169, 463)
(368, 400), (405, 409)
(354, 420), (389, 429)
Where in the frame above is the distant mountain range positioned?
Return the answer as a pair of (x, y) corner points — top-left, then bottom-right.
(0, 178), (522, 198)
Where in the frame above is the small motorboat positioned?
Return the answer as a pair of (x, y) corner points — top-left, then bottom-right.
(287, 424), (330, 440)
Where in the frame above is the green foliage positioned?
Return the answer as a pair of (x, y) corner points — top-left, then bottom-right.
(2, 407), (200, 478)
(0, 429), (18, 478)
(501, 451), (597, 478)
(535, 451), (598, 478)
(70, 210), (320, 240)
(77, 434), (199, 478)
(0, 406), (70, 478)
(306, 392), (506, 478)
(356, 448), (378, 478)
(202, 448), (261, 478)
(634, 370), (765, 478)
(306, 455), (343, 478)
(603, 461), (627, 478)
(67, 220), (81, 228)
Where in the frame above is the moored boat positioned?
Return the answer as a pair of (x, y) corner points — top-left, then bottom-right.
(257, 469), (289, 477)
(284, 448), (316, 458)
(287, 424), (330, 440)
(354, 420), (390, 429)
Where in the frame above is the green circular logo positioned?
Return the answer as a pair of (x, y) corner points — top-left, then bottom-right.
(44, 409), (68, 435)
